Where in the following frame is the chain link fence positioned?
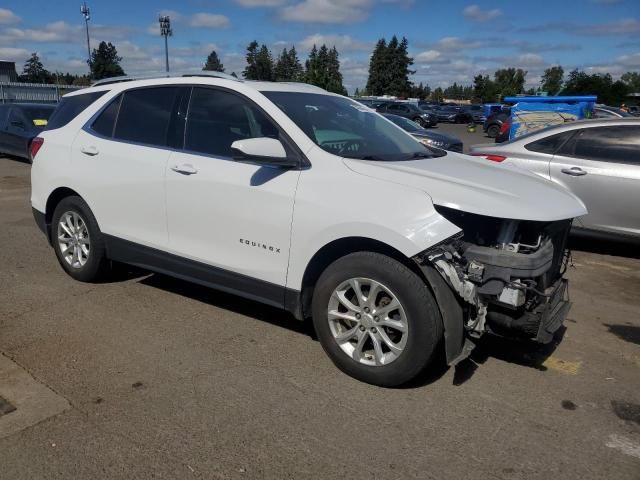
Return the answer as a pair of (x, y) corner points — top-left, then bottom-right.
(0, 82), (86, 104)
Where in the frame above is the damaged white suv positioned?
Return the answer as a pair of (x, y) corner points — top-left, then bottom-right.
(31, 73), (587, 386)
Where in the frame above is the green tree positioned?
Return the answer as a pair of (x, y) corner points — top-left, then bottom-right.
(365, 39), (389, 96)
(203, 50), (224, 72)
(304, 44), (347, 95)
(493, 68), (527, 98)
(621, 72), (640, 92)
(90, 42), (124, 80)
(473, 74), (498, 102)
(255, 44), (274, 81)
(563, 69), (628, 104)
(354, 87), (361, 97)
(274, 46), (303, 82)
(20, 52), (51, 83)
(431, 87), (444, 103)
(541, 66), (564, 95)
(387, 36), (414, 97)
(243, 41), (260, 80)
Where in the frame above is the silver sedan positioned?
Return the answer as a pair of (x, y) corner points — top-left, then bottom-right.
(469, 118), (640, 240)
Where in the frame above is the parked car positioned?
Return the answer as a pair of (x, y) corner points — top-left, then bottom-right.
(470, 118), (639, 241)
(355, 98), (388, 110)
(31, 73), (586, 387)
(431, 105), (473, 124)
(376, 101), (437, 127)
(0, 103), (55, 161)
(593, 105), (633, 119)
(382, 113), (462, 152)
(483, 107), (511, 138)
(461, 104), (485, 123)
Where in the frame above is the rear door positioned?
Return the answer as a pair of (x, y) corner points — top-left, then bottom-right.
(72, 86), (187, 249)
(550, 125), (640, 236)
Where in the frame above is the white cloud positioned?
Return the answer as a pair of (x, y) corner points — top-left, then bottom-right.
(0, 21), (129, 44)
(463, 5), (502, 22)
(416, 50), (442, 62)
(0, 47), (30, 62)
(516, 53), (545, 66)
(281, 0), (373, 24)
(0, 8), (20, 25)
(189, 13), (230, 28)
(298, 34), (372, 52)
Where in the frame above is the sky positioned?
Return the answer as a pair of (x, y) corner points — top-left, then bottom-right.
(0, 0), (638, 93)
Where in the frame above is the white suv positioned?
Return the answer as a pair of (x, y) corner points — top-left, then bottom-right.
(31, 73), (586, 386)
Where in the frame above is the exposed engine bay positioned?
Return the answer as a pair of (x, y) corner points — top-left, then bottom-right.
(415, 205), (573, 361)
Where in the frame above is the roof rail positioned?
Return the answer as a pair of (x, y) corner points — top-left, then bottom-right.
(91, 70), (241, 87)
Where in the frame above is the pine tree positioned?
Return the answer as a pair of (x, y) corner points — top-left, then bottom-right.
(354, 87), (360, 97)
(243, 41), (260, 80)
(255, 44), (274, 81)
(365, 39), (388, 96)
(288, 46), (304, 81)
(304, 44), (347, 95)
(90, 42), (124, 80)
(21, 52), (51, 83)
(388, 36), (414, 97)
(203, 50), (225, 72)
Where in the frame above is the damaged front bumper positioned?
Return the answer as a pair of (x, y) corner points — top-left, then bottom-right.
(413, 215), (573, 365)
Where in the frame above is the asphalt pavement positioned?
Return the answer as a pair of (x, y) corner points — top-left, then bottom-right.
(0, 155), (639, 479)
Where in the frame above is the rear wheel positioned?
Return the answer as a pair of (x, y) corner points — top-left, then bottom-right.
(51, 196), (109, 282)
(312, 252), (443, 387)
(487, 124), (500, 138)
(414, 117), (427, 127)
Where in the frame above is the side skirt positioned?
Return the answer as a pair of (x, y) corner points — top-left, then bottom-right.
(104, 234), (302, 314)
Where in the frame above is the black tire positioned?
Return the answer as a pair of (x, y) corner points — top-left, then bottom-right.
(487, 124), (500, 138)
(51, 196), (109, 282)
(414, 117), (427, 127)
(312, 252), (443, 387)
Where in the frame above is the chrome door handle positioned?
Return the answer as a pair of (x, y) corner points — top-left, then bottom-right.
(80, 145), (99, 156)
(561, 167), (587, 177)
(171, 164), (198, 175)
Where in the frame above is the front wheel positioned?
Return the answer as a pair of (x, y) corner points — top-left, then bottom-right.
(312, 252), (443, 387)
(414, 117), (427, 127)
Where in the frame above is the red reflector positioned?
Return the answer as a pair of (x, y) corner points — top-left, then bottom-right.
(30, 137), (44, 160)
(471, 153), (507, 162)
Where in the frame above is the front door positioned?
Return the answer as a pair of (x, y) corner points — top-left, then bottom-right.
(165, 87), (300, 297)
(550, 125), (640, 236)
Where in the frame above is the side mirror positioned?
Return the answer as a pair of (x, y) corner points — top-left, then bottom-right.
(230, 137), (298, 168)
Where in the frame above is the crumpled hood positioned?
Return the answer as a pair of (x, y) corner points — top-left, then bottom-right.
(344, 153), (587, 221)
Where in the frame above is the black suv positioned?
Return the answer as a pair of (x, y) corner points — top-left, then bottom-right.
(376, 102), (437, 127)
(483, 107), (511, 138)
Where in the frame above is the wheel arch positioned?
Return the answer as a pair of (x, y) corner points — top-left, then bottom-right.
(44, 187), (84, 244)
(296, 236), (427, 321)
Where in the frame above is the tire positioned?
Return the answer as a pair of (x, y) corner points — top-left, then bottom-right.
(51, 196), (109, 282)
(414, 117), (426, 127)
(487, 124), (500, 138)
(311, 252), (443, 387)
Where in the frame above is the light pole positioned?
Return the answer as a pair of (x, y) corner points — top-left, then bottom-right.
(159, 15), (172, 73)
(80, 2), (92, 68)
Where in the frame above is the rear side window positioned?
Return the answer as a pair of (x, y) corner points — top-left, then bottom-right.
(525, 131), (574, 154)
(46, 91), (106, 130)
(91, 95), (121, 138)
(114, 87), (180, 147)
(558, 126), (640, 164)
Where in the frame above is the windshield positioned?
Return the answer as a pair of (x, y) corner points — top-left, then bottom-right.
(263, 91), (444, 161)
(385, 114), (426, 133)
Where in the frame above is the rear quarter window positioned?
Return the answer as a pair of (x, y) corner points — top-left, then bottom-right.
(524, 131), (574, 154)
(45, 91), (107, 131)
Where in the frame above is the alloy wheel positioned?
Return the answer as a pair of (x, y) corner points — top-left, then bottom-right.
(57, 211), (90, 269)
(327, 277), (408, 366)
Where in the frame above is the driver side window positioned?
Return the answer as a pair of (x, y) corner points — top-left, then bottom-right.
(185, 87), (279, 158)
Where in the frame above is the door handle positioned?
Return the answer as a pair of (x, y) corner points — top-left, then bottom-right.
(80, 145), (99, 156)
(171, 164), (198, 175)
(561, 167), (587, 177)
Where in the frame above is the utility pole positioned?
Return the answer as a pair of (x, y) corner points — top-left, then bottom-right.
(159, 15), (172, 73)
(81, 2), (92, 68)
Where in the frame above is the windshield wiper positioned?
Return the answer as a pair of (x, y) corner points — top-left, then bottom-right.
(408, 151), (432, 159)
(343, 154), (385, 161)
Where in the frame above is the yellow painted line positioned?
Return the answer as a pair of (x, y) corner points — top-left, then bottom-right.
(542, 356), (581, 375)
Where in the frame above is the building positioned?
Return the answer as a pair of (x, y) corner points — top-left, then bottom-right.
(0, 61), (18, 83)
